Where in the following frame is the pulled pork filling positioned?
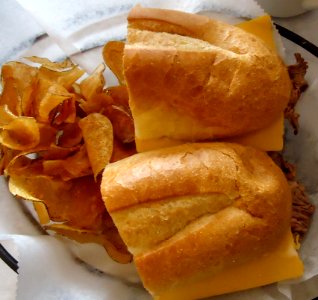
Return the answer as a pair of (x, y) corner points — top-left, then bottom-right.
(269, 152), (315, 241)
(268, 53), (315, 242)
(290, 181), (315, 239)
(285, 53), (309, 134)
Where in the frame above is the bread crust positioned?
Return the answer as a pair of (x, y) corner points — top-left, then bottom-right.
(124, 6), (291, 139)
(101, 143), (292, 295)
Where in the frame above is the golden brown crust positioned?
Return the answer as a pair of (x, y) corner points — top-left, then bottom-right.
(102, 143), (239, 213)
(128, 5), (270, 55)
(124, 6), (291, 140)
(101, 142), (292, 295)
(128, 5), (208, 38)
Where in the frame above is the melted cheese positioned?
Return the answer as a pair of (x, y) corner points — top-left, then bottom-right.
(225, 114), (284, 151)
(156, 231), (303, 300)
(136, 113), (284, 152)
(236, 15), (276, 50)
(136, 136), (184, 152)
(136, 15), (285, 152)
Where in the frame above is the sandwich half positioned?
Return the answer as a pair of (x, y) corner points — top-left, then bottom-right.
(123, 6), (291, 152)
(101, 142), (303, 299)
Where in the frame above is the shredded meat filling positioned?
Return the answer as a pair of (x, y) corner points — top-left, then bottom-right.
(289, 181), (315, 239)
(269, 152), (315, 241)
(285, 53), (309, 134)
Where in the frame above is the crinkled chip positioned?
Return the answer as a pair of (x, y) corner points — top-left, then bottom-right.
(79, 113), (113, 179)
(0, 78), (22, 116)
(5, 153), (43, 177)
(104, 86), (134, 143)
(80, 92), (113, 115)
(57, 123), (83, 148)
(102, 41), (125, 85)
(62, 145), (92, 180)
(21, 81), (37, 117)
(25, 56), (74, 71)
(42, 159), (67, 178)
(51, 97), (77, 125)
(42, 150), (91, 181)
(33, 201), (50, 225)
(39, 144), (80, 160)
(0, 117), (40, 150)
(9, 174), (48, 202)
(111, 138), (136, 163)
(0, 105), (17, 125)
(0, 146), (20, 175)
(106, 85), (129, 107)
(106, 105), (134, 143)
(9, 175), (105, 228)
(38, 124), (57, 147)
(38, 65), (84, 91)
(37, 82), (73, 123)
(1, 61), (37, 92)
(9, 168), (132, 263)
(1, 62), (37, 116)
(80, 64), (105, 101)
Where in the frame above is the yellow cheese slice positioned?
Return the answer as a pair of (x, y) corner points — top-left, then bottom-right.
(236, 14), (276, 50)
(136, 15), (285, 152)
(231, 15), (284, 151)
(156, 231), (303, 300)
(136, 113), (284, 152)
(136, 136), (184, 152)
(225, 113), (284, 151)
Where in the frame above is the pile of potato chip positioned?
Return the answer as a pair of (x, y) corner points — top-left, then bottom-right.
(0, 45), (135, 263)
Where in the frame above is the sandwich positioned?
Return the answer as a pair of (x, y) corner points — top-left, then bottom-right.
(101, 142), (303, 299)
(100, 5), (312, 299)
(123, 5), (291, 152)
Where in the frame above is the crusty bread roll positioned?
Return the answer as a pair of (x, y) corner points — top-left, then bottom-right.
(123, 6), (291, 146)
(101, 142), (292, 297)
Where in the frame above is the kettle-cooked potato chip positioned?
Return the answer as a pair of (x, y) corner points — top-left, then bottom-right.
(1, 62), (38, 116)
(25, 56), (74, 71)
(102, 41), (125, 85)
(9, 171), (132, 263)
(0, 105), (17, 125)
(106, 105), (134, 143)
(62, 145), (92, 180)
(57, 122), (82, 148)
(0, 117), (40, 150)
(0, 55), (136, 264)
(0, 78), (22, 116)
(33, 201), (50, 225)
(80, 91), (113, 115)
(79, 113), (113, 179)
(106, 85), (129, 107)
(111, 138), (136, 163)
(38, 65), (84, 91)
(9, 175), (104, 227)
(37, 81), (73, 123)
(80, 64), (105, 101)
